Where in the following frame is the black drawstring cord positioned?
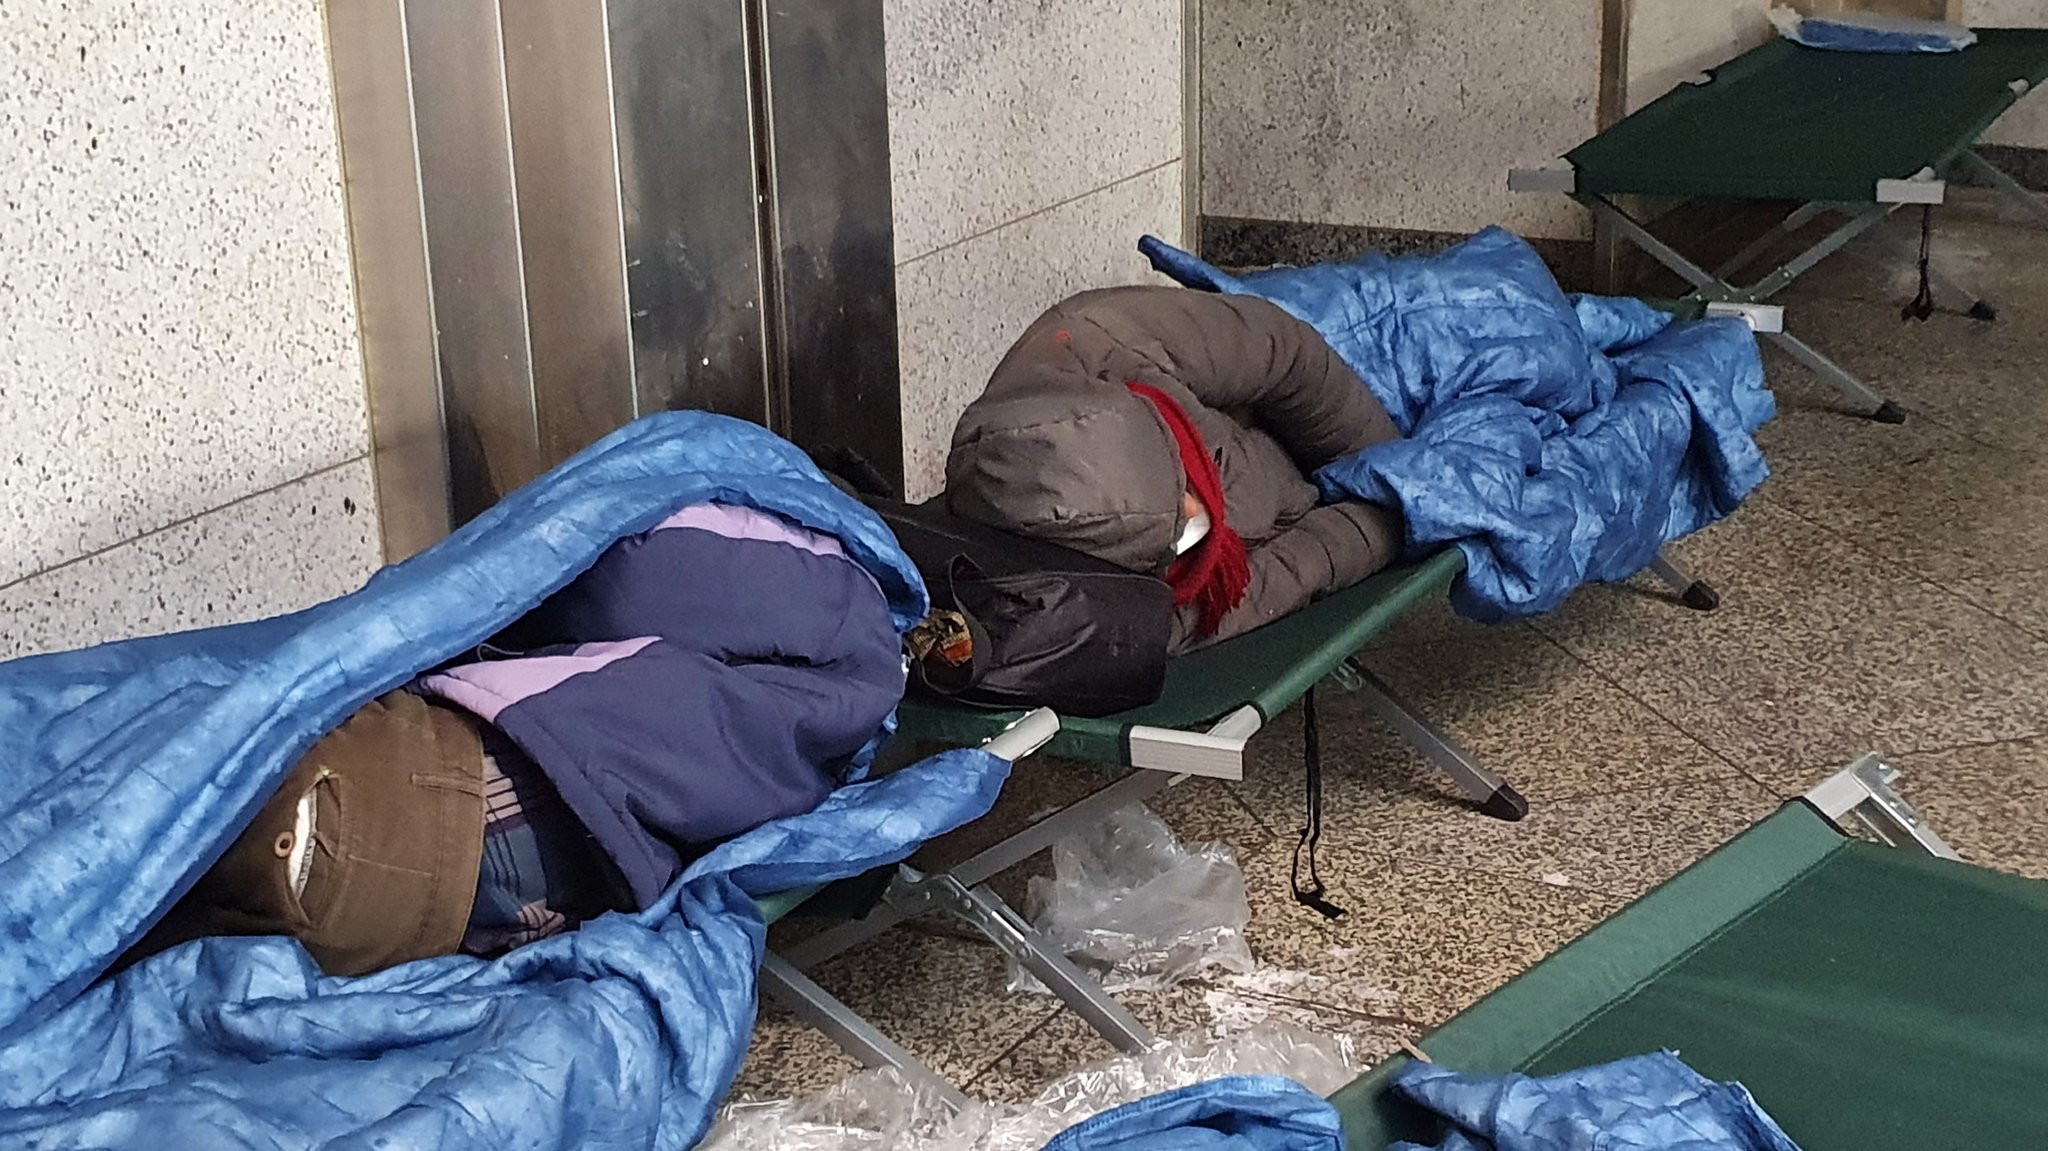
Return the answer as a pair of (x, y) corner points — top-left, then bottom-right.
(1902, 204), (1936, 322)
(1291, 688), (1347, 920)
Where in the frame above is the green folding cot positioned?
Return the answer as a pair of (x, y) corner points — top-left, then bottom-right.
(1512, 27), (2048, 422)
(764, 436), (1760, 1092)
(765, 282), (1766, 1096)
(759, 552), (1523, 1087)
(1334, 758), (2048, 1150)
(891, 549), (1502, 795)
(765, 542), (1726, 1082)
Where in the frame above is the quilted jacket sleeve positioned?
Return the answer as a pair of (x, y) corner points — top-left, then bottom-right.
(1051, 287), (1403, 470)
(1168, 500), (1405, 653)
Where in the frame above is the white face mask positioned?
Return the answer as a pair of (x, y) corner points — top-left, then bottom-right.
(1174, 507), (1212, 556)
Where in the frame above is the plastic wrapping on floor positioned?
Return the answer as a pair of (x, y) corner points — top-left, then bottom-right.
(1008, 804), (1255, 995)
(702, 1025), (1365, 1151)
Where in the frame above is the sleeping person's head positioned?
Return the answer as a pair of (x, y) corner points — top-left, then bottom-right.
(943, 283), (1402, 649)
(945, 368), (1190, 573)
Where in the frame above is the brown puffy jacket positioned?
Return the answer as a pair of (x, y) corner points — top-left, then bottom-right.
(945, 286), (1405, 653)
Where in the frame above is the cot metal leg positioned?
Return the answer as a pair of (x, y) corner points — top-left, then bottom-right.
(1713, 200), (1829, 281)
(1804, 754), (1960, 860)
(1580, 195), (1726, 296)
(1580, 194), (1906, 422)
(1586, 194), (1893, 305)
(778, 761), (1182, 1053)
(1925, 263), (1998, 322)
(942, 769), (1180, 893)
(1738, 204), (1897, 302)
(1345, 660), (1527, 822)
(936, 876), (1154, 1054)
(1958, 148), (2048, 231)
(1649, 550), (1720, 612)
(1762, 330), (1905, 422)
(791, 865), (1154, 1055)
(780, 767), (1178, 968)
(760, 953), (970, 1109)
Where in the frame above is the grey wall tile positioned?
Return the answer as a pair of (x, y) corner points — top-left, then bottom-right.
(0, 459), (381, 662)
(885, 0), (1185, 263)
(0, 2), (369, 585)
(895, 163), (1183, 501)
(1626, 0), (1771, 113)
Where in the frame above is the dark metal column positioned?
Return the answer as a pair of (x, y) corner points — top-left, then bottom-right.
(404, 0), (542, 526)
(325, 0), (450, 563)
(330, 0), (904, 552)
(756, 0), (905, 496)
(498, 0), (639, 467)
(610, 0), (777, 433)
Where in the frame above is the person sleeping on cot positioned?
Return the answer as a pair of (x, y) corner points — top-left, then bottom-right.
(122, 505), (905, 977)
(944, 286), (1408, 654)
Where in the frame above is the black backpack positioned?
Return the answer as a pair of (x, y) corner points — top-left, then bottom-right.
(865, 498), (1174, 718)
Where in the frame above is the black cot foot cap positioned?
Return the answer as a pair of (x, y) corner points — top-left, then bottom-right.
(1479, 784), (1529, 823)
(1870, 401), (1909, 425)
(1681, 580), (1721, 612)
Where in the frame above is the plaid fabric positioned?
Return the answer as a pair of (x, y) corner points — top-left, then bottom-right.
(461, 729), (615, 957)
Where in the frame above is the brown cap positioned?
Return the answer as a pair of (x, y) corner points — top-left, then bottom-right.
(131, 692), (486, 977)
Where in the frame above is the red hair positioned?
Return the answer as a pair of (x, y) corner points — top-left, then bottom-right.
(1127, 383), (1249, 637)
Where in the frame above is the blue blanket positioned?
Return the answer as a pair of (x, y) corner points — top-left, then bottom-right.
(0, 412), (1011, 1151)
(1776, 13), (1976, 54)
(1039, 1055), (1797, 1151)
(1042, 1078), (1343, 1151)
(1142, 230), (1775, 622)
(1387, 1053), (1802, 1151)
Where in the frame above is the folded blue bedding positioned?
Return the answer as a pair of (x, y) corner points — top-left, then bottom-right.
(1143, 229), (1774, 621)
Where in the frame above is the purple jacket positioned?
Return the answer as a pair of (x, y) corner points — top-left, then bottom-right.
(419, 503), (905, 906)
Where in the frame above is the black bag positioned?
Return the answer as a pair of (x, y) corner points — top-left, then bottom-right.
(866, 498), (1174, 718)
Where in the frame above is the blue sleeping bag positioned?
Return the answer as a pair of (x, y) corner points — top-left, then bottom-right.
(1386, 1053), (1801, 1151)
(1040, 1078), (1344, 1151)
(0, 412), (1011, 1151)
(1038, 1056), (1797, 1151)
(1142, 229), (1775, 622)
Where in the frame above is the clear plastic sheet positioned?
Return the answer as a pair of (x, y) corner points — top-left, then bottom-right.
(1008, 804), (1255, 995)
(701, 1025), (1365, 1151)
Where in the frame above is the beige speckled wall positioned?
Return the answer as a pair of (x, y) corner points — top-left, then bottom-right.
(1199, 1), (1599, 242)
(1964, 0), (2048, 148)
(0, 3), (377, 660)
(1628, 1), (1774, 112)
(887, 0), (1187, 500)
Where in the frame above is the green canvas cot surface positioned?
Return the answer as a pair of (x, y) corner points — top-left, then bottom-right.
(894, 549), (1468, 765)
(1334, 802), (2048, 1150)
(769, 550), (1462, 935)
(1567, 29), (2048, 202)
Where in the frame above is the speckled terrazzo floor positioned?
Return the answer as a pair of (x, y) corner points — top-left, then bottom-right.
(735, 188), (2048, 1106)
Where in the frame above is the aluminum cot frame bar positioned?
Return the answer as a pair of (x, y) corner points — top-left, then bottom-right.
(765, 669), (1527, 1089)
(761, 542), (1733, 1087)
(1804, 753), (1962, 860)
(1578, 183), (1910, 423)
(758, 708), (1068, 1107)
(1510, 147), (2048, 425)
